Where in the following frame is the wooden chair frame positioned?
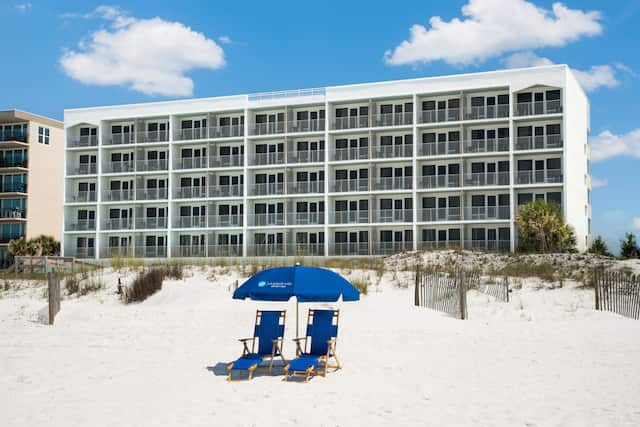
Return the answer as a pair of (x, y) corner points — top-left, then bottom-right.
(284, 309), (341, 382)
(227, 310), (286, 381)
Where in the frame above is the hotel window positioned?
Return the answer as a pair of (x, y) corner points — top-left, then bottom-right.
(38, 127), (50, 145)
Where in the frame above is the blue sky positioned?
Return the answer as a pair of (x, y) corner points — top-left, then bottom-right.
(2, 0), (639, 251)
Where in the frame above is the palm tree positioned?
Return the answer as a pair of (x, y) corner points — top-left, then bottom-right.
(8, 238), (29, 256)
(516, 200), (576, 253)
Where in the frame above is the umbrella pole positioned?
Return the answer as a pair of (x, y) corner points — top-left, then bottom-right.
(296, 301), (299, 337)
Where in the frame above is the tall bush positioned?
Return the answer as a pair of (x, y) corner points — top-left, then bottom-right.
(620, 233), (640, 259)
(516, 200), (576, 253)
(589, 235), (612, 257)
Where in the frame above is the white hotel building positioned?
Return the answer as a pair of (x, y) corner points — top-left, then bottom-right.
(62, 65), (591, 259)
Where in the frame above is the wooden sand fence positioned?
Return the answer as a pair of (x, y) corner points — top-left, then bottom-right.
(594, 269), (640, 320)
(47, 273), (61, 325)
(469, 274), (510, 303)
(15, 256), (75, 274)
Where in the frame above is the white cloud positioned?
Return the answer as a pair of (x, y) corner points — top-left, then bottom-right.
(15, 3), (32, 12)
(590, 177), (608, 189)
(590, 129), (640, 162)
(218, 36), (232, 44)
(633, 218), (640, 231)
(60, 6), (225, 96)
(502, 51), (619, 92)
(384, 0), (602, 66)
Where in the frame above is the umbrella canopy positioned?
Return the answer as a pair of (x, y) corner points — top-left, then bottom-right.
(233, 265), (360, 302)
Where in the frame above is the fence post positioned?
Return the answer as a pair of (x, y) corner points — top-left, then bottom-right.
(594, 269), (600, 311)
(414, 266), (421, 306)
(47, 273), (61, 325)
(458, 270), (467, 320)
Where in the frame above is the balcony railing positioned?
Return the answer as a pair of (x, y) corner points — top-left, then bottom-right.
(70, 247), (96, 259)
(2, 184), (27, 193)
(463, 138), (509, 154)
(464, 172), (510, 187)
(464, 206), (511, 220)
(174, 216), (207, 228)
(135, 188), (168, 200)
(420, 175), (461, 189)
(420, 108), (460, 124)
(0, 208), (26, 219)
(420, 141), (461, 156)
(135, 217), (168, 229)
(209, 184), (243, 197)
(68, 164), (97, 175)
(287, 119), (325, 133)
(514, 100), (562, 117)
(251, 152), (285, 166)
(104, 161), (134, 173)
(208, 244), (242, 257)
(136, 130), (169, 143)
(136, 159), (168, 172)
(372, 209), (413, 223)
(209, 154), (243, 168)
(208, 214), (243, 227)
(287, 150), (324, 164)
(106, 133), (134, 146)
(175, 157), (208, 170)
(0, 160), (28, 169)
(373, 241), (413, 255)
(0, 130), (27, 142)
(173, 245), (207, 257)
(464, 105), (509, 120)
(134, 245), (168, 258)
(372, 144), (413, 159)
(331, 178), (369, 193)
(102, 218), (132, 230)
(371, 112), (413, 127)
(287, 181), (324, 194)
(287, 243), (325, 256)
(333, 147), (368, 161)
(67, 191), (97, 203)
(332, 116), (369, 130)
(250, 182), (285, 196)
(102, 247), (133, 258)
(286, 212), (324, 225)
(65, 219), (96, 231)
(209, 125), (244, 139)
(0, 233), (25, 244)
(330, 242), (369, 256)
(417, 240), (511, 252)
(177, 128), (208, 141)
(249, 213), (285, 226)
(372, 176), (412, 191)
(515, 135), (563, 151)
(68, 135), (98, 148)
(103, 189), (134, 201)
(330, 210), (369, 224)
(174, 186), (208, 199)
(419, 207), (462, 222)
(515, 169), (563, 185)
(250, 122), (285, 136)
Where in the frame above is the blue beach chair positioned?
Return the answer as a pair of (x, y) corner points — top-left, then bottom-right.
(285, 309), (340, 382)
(227, 310), (286, 381)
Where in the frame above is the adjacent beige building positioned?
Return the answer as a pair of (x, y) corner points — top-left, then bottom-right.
(0, 110), (64, 266)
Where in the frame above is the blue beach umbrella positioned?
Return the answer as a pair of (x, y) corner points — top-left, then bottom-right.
(233, 265), (360, 335)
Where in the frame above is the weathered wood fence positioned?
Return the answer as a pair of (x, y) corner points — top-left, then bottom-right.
(15, 256), (75, 274)
(470, 275), (510, 302)
(594, 269), (640, 320)
(47, 273), (61, 325)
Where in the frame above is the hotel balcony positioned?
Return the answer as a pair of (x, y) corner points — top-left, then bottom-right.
(464, 105), (510, 120)
(174, 157), (207, 170)
(248, 213), (284, 226)
(287, 243), (324, 256)
(515, 135), (563, 151)
(417, 240), (511, 252)
(286, 212), (324, 225)
(464, 172), (510, 187)
(105, 133), (134, 146)
(104, 160), (135, 174)
(330, 242), (369, 256)
(250, 182), (285, 196)
(0, 208), (26, 220)
(420, 141), (461, 156)
(103, 189), (134, 202)
(332, 116), (369, 130)
(1, 183), (28, 194)
(330, 210), (369, 224)
(136, 130), (169, 144)
(462, 138), (509, 154)
(66, 190), (97, 203)
(136, 159), (168, 172)
(69, 247), (96, 259)
(133, 245), (167, 258)
(418, 206), (510, 222)
(420, 108), (460, 124)
(287, 181), (324, 195)
(373, 241), (414, 255)
(0, 129), (28, 143)
(371, 176), (412, 191)
(208, 214), (243, 227)
(173, 216), (207, 228)
(371, 112), (413, 128)
(0, 233), (25, 244)
(209, 184), (243, 198)
(515, 169), (563, 185)
(419, 175), (461, 189)
(331, 178), (369, 193)
(173, 245), (207, 257)
(418, 207), (462, 222)
(288, 150), (324, 164)
(371, 209), (413, 223)
(333, 147), (369, 161)
(514, 100), (562, 117)
(288, 119), (325, 133)
(0, 159), (28, 171)
(371, 144), (413, 159)
(102, 218), (133, 230)
(68, 164), (97, 176)
(250, 122), (285, 136)
(175, 125), (244, 141)
(249, 244), (286, 256)
(207, 244), (242, 256)
(251, 152), (285, 166)
(135, 217), (167, 229)
(65, 219), (96, 231)
(174, 186), (209, 199)
(135, 188), (168, 200)
(209, 154), (243, 168)
(68, 135), (98, 148)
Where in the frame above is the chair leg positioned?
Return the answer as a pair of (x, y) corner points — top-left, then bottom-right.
(305, 367), (313, 382)
(227, 363), (234, 381)
(284, 364), (290, 381)
(248, 365), (257, 380)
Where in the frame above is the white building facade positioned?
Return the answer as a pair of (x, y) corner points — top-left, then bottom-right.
(62, 65), (591, 259)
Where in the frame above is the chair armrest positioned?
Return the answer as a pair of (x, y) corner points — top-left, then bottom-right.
(238, 337), (255, 342)
(292, 337), (307, 356)
(291, 337), (306, 342)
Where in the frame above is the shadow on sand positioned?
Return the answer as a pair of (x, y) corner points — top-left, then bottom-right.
(206, 361), (289, 380)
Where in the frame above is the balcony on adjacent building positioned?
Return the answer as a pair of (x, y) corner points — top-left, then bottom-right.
(0, 159), (28, 171)
(464, 206), (511, 221)
(332, 116), (369, 130)
(250, 244), (286, 256)
(66, 190), (97, 203)
(102, 189), (134, 202)
(515, 100), (562, 117)
(0, 128), (28, 143)
(174, 157), (208, 170)
(464, 105), (509, 120)
(287, 243), (324, 256)
(136, 159), (168, 172)
(174, 245), (207, 257)
(103, 160), (135, 174)
(1, 183), (27, 194)
(209, 125), (244, 139)
(287, 119), (325, 133)
(70, 247), (96, 259)
(373, 241), (414, 255)
(251, 152), (285, 166)
(174, 186), (208, 199)
(209, 184), (243, 198)
(0, 232), (25, 244)
(207, 244), (242, 256)
(0, 208), (26, 220)
(420, 108), (460, 124)
(209, 154), (244, 168)
(330, 242), (369, 256)
(136, 130), (169, 144)
(515, 169), (563, 185)
(173, 215), (207, 228)
(418, 207), (462, 222)
(515, 135), (563, 151)
(134, 245), (167, 258)
(250, 122), (285, 136)
(68, 163), (97, 176)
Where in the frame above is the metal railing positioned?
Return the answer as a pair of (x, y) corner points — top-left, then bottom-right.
(287, 119), (325, 133)
(101, 247), (134, 258)
(248, 87), (325, 101)
(0, 130), (28, 142)
(464, 206), (511, 220)
(71, 247), (95, 259)
(372, 176), (412, 191)
(209, 125), (244, 139)
(0, 160), (28, 168)
(173, 245), (207, 257)
(207, 244), (242, 256)
(135, 217), (168, 229)
(419, 175), (461, 189)
(135, 188), (168, 200)
(136, 130), (169, 143)
(287, 243), (325, 256)
(418, 207), (462, 222)
(249, 244), (286, 256)
(68, 164), (97, 175)
(515, 169), (563, 185)
(372, 209), (413, 223)
(417, 241), (462, 251)
(68, 135), (98, 148)
(208, 214), (243, 227)
(464, 105), (509, 120)
(65, 219), (96, 231)
(134, 246), (168, 258)
(330, 242), (369, 256)
(333, 147), (369, 161)
(331, 178), (369, 193)
(0, 233), (25, 244)
(103, 189), (134, 201)
(332, 116), (369, 130)
(1, 184), (27, 193)
(331, 210), (369, 224)
(249, 213), (285, 226)
(288, 150), (324, 164)
(102, 218), (132, 230)
(372, 144), (413, 158)
(250, 122), (285, 136)
(371, 112), (413, 127)
(106, 133), (134, 145)
(420, 108), (460, 124)
(250, 182), (285, 196)
(251, 152), (285, 166)
(465, 240), (511, 252)
(514, 100), (562, 116)
(0, 208), (26, 219)
(174, 157), (208, 170)
(209, 154), (243, 167)
(174, 186), (208, 199)
(463, 138), (509, 153)
(287, 181), (324, 194)
(286, 212), (324, 225)
(209, 184), (243, 197)
(373, 242), (414, 255)
(515, 135), (563, 151)
(103, 161), (134, 173)
(177, 128), (208, 141)
(136, 159), (168, 172)
(67, 191), (97, 203)
(464, 172), (510, 187)
(420, 141), (461, 156)
(173, 216), (207, 228)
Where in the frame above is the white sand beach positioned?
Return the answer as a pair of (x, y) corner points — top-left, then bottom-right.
(1, 265), (640, 427)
